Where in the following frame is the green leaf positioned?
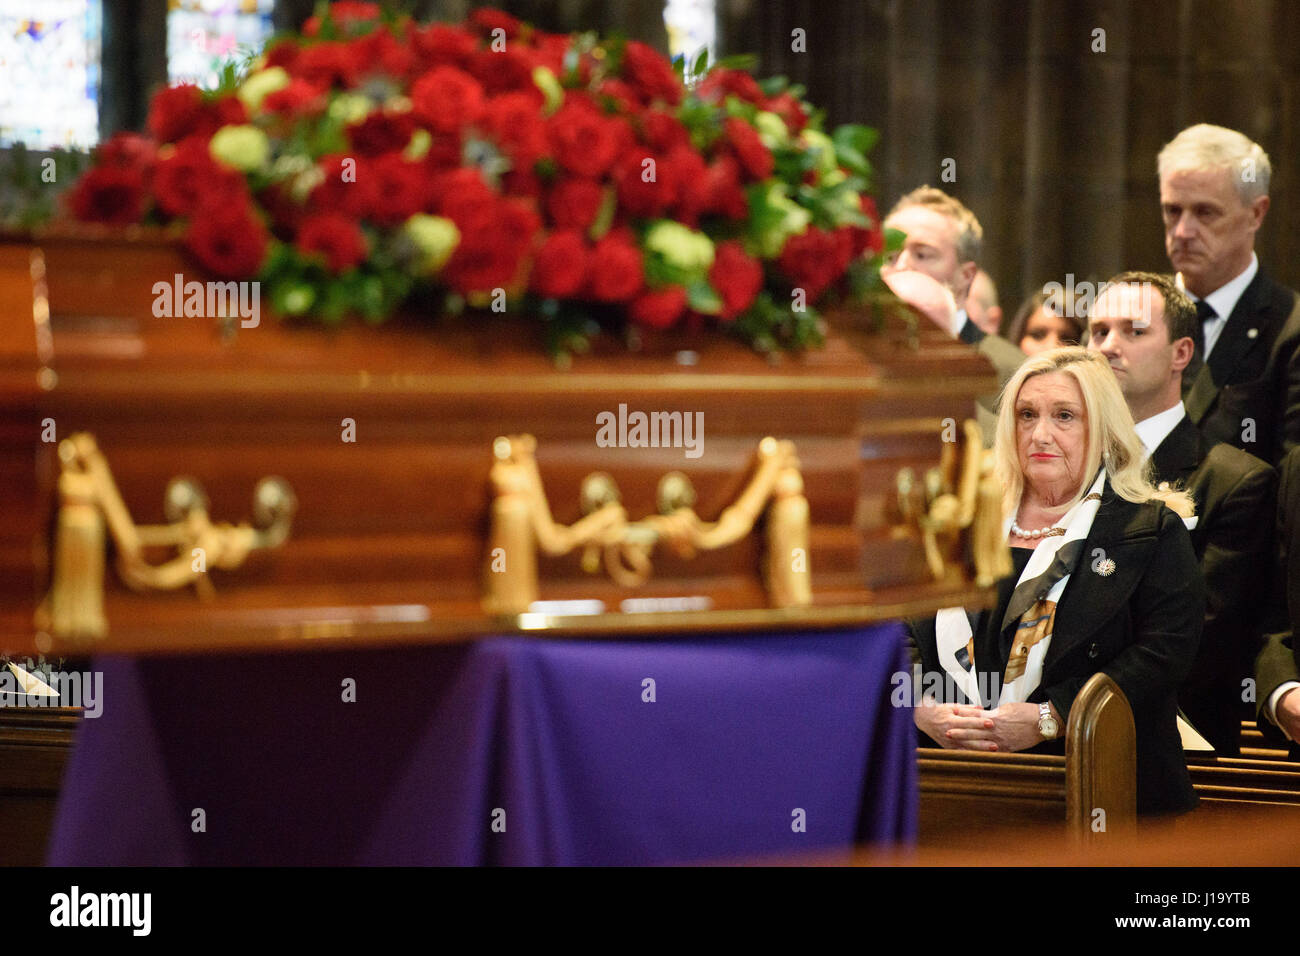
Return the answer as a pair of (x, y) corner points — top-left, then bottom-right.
(883, 226), (906, 255)
(714, 53), (758, 72)
(831, 124), (880, 158)
(691, 48), (709, 79)
(686, 280), (723, 315)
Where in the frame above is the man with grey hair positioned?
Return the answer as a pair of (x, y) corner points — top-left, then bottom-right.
(1158, 122), (1300, 466)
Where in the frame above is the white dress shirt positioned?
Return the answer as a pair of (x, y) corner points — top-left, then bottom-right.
(952, 306), (968, 338)
(1176, 253), (1258, 358)
(1134, 401), (1187, 462)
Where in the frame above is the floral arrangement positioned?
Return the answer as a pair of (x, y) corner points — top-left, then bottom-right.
(64, 2), (888, 354)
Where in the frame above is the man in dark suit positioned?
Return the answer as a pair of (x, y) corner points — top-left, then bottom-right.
(1089, 270), (1277, 755)
(1158, 124), (1300, 466)
(1255, 445), (1300, 756)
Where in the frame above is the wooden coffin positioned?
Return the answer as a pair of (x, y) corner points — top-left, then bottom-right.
(0, 226), (1001, 656)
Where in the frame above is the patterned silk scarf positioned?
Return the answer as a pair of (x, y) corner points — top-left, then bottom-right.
(933, 469), (1106, 708)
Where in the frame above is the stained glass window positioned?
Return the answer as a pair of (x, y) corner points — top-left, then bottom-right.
(0, 0), (102, 149)
(663, 0), (716, 72)
(167, 0), (274, 90)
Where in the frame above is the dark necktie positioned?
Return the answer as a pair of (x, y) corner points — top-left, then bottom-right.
(1183, 299), (1217, 387)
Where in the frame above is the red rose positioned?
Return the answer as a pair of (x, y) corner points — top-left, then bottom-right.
(629, 285), (688, 330)
(153, 139), (247, 218)
(501, 168), (542, 199)
(308, 154), (367, 217)
(777, 227), (854, 302)
(698, 68), (765, 106)
(296, 213), (368, 273)
(411, 66), (485, 134)
(410, 23), (476, 70)
(294, 42), (363, 89)
(667, 145), (709, 225)
(587, 235), (644, 303)
(97, 132), (157, 173)
(263, 39), (299, 70)
(147, 84), (205, 144)
(640, 110), (690, 153)
(469, 46), (537, 96)
(549, 97), (628, 179)
(262, 78), (324, 116)
(544, 177), (604, 231)
(65, 166), (146, 225)
(614, 147), (676, 220)
(442, 196), (540, 293)
(430, 167), (495, 213)
(703, 156), (748, 220)
(469, 8), (522, 40)
(724, 117), (774, 182)
(360, 26), (417, 81)
(533, 32), (573, 76)
(304, 1), (380, 38)
(347, 110), (415, 156)
(621, 40), (682, 107)
(185, 205), (269, 279)
(529, 230), (589, 298)
(147, 85), (248, 143)
(764, 91), (808, 135)
(709, 241), (763, 320)
(482, 92), (548, 170)
(596, 78), (637, 113)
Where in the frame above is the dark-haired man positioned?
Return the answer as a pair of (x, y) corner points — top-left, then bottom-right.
(1090, 270), (1276, 755)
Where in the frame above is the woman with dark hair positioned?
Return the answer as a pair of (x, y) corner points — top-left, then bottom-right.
(1001, 289), (1086, 355)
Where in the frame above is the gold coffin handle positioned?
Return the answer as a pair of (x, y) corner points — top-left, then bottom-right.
(896, 419), (1010, 588)
(36, 432), (297, 642)
(483, 435), (811, 616)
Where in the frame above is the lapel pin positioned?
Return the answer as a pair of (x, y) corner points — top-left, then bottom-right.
(1094, 557), (1116, 577)
(1247, 328), (1259, 339)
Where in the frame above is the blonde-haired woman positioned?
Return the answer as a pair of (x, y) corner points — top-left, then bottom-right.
(908, 347), (1204, 817)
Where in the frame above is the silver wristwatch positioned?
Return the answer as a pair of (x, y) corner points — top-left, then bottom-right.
(1037, 701), (1059, 740)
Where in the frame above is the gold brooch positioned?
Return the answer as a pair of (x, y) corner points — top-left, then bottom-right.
(1094, 558), (1116, 577)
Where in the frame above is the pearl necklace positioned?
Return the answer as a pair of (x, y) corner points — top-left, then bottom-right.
(1010, 521), (1066, 539)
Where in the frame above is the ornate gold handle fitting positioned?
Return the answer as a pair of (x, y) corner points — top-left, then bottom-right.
(483, 434), (812, 616)
(895, 419), (1010, 587)
(36, 432), (296, 642)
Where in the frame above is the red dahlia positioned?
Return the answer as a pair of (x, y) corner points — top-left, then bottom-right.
(185, 206), (269, 279)
(65, 166), (146, 225)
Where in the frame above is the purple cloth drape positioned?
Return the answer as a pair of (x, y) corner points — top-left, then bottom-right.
(46, 624), (916, 865)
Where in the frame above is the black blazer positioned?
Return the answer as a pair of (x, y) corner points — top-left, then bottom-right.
(1148, 415), (1277, 755)
(907, 480), (1204, 816)
(1255, 445), (1300, 755)
(1183, 269), (1300, 466)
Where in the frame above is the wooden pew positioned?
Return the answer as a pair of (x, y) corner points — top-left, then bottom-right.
(0, 706), (80, 865)
(918, 672), (1137, 846)
(919, 686), (1300, 847)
